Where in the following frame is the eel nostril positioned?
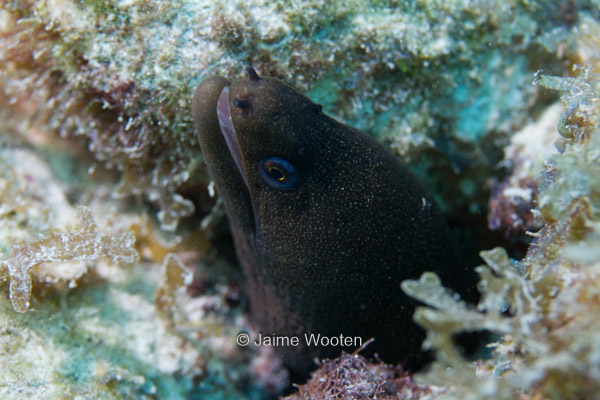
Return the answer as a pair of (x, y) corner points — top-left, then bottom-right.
(246, 66), (261, 82)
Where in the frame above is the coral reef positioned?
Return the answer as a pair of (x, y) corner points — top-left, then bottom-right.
(399, 25), (600, 400)
(1, 0), (599, 399)
(0, 142), (138, 313)
(487, 103), (560, 238)
(0, 260), (203, 399)
(0, 140), (261, 398)
(0, 0), (589, 231)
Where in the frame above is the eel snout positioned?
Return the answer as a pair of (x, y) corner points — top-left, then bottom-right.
(193, 75), (248, 189)
(192, 75), (230, 136)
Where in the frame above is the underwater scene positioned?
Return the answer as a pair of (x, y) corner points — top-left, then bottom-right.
(1, 1), (600, 399)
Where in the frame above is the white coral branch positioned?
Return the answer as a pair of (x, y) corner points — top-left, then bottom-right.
(0, 206), (139, 313)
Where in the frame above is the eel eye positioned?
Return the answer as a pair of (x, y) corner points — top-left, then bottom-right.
(233, 98), (250, 108)
(259, 157), (299, 190)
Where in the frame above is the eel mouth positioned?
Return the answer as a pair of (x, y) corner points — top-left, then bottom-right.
(217, 86), (249, 189)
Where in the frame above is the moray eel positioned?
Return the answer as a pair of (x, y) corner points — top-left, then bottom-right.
(193, 67), (460, 376)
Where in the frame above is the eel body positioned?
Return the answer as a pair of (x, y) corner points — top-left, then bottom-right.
(193, 67), (459, 376)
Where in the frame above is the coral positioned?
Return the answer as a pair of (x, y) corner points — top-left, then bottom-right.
(0, 259), (205, 400)
(398, 18), (600, 400)
(0, 143), (138, 313)
(0, 147), (53, 250)
(487, 103), (560, 238)
(535, 67), (600, 230)
(0, 138), (259, 399)
(0, 0), (590, 232)
(536, 66), (599, 149)
(402, 242), (600, 399)
(1, 206), (138, 313)
(1, 1), (600, 399)
(1, 0), (200, 231)
(155, 253), (194, 319)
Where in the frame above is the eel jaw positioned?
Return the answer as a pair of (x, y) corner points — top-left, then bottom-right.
(217, 86), (249, 189)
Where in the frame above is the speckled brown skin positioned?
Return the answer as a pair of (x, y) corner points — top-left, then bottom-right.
(193, 69), (460, 377)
